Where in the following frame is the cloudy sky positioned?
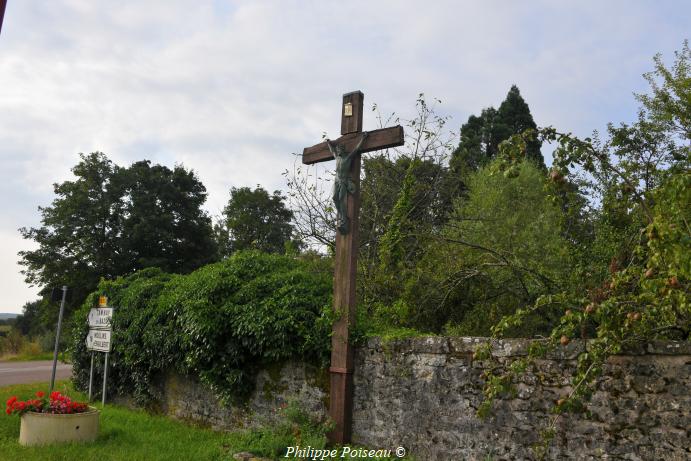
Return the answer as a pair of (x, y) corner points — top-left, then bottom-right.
(0, 1), (688, 313)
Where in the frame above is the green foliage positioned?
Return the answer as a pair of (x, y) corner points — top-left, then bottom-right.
(406, 160), (569, 333)
(377, 159), (420, 272)
(0, 381), (257, 460)
(70, 251), (333, 404)
(358, 96), (459, 325)
(636, 40), (690, 141)
(451, 85), (545, 177)
(117, 160), (218, 273)
(478, 43), (690, 456)
(224, 400), (330, 459)
(216, 186), (296, 257)
(18, 153), (217, 331)
(13, 299), (47, 336)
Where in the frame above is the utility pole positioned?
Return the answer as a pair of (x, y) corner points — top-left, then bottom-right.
(0, 1), (8, 36)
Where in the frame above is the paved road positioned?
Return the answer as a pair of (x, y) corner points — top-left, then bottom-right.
(0, 360), (72, 386)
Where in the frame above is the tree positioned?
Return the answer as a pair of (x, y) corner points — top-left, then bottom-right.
(477, 43), (690, 452)
(19, 152), (122, 316)
(404, 160), (569, 333)
(118, 160), (217, 273)
(498, 85), (544, 167)
(451, 85), (545, 175)
(13, 299), (45, 336)
(450, 108), (504, 175)
(19, 153), (217, 324)
(285, 95), (459, 322)
(216, 186), (295, 256)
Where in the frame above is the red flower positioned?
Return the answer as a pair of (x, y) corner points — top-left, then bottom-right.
(35, 391), (45, 398)
(5, 392), (88, 416)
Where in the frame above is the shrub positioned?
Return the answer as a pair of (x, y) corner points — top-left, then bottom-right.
(70, 251), (333, 404)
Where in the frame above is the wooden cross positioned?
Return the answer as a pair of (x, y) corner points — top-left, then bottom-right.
(302, 91), (404, 444)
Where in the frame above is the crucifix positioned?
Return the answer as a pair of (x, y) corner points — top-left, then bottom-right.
(302, 91), (404, 444)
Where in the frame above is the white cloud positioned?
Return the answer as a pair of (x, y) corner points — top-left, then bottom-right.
(0, 230), (40, 313)
(0, 0), (688, 312)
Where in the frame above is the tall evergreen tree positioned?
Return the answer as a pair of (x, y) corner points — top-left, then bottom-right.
(451, 85), (545, 176)
(497, 85), (544, 167)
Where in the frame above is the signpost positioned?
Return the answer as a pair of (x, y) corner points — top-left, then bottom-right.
(49, 286), (69, 392)
(86, 296), (113, 405)
(88, 307), (113, 330)
(0, 0), (7, 36)
(85, 329), (112, 352)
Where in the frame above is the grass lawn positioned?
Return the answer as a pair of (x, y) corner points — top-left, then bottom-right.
(1, 381), (240, 461)
(1, 381), (411, 461)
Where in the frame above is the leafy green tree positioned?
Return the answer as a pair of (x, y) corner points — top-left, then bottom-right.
(358, 96), (458, 309)
(13, 299), (46, 336)
(19, 152), (122, 318)
(216, 186), (295, 256)
(118, 160), (217, 273)
(405, 160), (569, 333)
(19, 153), (217, 324)
(477, 43), (690, 452)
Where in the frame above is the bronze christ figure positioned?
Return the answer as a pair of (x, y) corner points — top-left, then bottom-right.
(326, 131), (369, 234)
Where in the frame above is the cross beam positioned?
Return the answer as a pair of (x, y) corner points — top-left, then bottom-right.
(302, 126), (404, 165)
(301, 91), (404, 445)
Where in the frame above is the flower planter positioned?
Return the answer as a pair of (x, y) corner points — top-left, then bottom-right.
(19, 406), (100, 446)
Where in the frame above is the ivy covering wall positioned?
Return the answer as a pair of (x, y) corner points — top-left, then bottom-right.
(70, 251), (333, 404)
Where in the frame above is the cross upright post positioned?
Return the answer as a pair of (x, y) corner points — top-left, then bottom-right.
(302, 91), (404, 444)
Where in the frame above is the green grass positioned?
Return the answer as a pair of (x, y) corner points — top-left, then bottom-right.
(1, 381), (239, 461)
(1, 381), (413, 460)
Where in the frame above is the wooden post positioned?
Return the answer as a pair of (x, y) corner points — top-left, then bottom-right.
(328, 91), (364, 443)
(301, 91), (404, 444)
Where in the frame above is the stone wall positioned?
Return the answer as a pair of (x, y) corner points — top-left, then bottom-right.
(154, 361), (329, 430)
(352, 337), (690, 460)
(142, 337), (690, 460)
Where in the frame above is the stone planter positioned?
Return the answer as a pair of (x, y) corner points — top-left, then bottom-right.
(19, 406), (100, 446)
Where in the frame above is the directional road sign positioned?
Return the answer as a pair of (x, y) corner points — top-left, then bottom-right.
(88, 308), (113, 330)
(86, 329), (112, 352)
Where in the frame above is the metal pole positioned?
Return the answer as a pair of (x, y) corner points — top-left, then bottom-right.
(88, 351), (95, 401)
(102, 352), (109, 406)
(0, 0), (7, 36)
(50, 285), (67, 392)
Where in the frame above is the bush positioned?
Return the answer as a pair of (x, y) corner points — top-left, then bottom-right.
(2, 329), (25, 355)
(37, 332), (58, 353)
(403, 160), (570, 334)
(70, 251), (333, 404)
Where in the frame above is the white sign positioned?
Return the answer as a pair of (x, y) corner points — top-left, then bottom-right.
(88, 308), (113, 330)
(86, 329), (112, 352)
